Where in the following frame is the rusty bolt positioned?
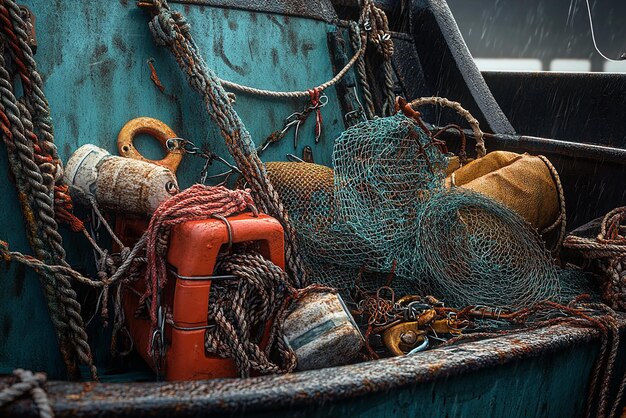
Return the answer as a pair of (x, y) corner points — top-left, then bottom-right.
(400, 330), (418, 345)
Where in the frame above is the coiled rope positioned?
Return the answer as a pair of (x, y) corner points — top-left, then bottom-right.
(205, 252), (297, 377)
(0, 0), (95, 379)
(0, 369), (53, 418)
(564, 207), (626, 311)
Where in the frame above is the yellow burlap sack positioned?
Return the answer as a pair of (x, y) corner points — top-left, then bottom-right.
(446, 151), (561, 232)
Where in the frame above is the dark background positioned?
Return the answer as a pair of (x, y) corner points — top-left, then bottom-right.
(446, 0), (626, 72)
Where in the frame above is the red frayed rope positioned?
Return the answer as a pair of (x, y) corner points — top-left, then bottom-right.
(143, 184), (256, 332)
(308, 88), (323, 141)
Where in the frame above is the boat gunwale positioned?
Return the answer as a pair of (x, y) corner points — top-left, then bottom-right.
(2, 316), (622, 417)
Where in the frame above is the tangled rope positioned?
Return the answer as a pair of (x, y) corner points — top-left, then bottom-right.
(0, 0), (95, 379)
(204, 252), (297, 377)
(0, 369), (53, 418)
(564, 207), (626, 310)
(144, 184), (256, 329)
(144, 0), (309, 286)
(345, 0), (396, 118)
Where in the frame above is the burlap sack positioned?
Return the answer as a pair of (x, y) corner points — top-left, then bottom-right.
(446, 151), (561, 231)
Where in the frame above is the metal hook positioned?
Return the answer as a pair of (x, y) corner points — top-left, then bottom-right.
(286, 154), (304, 162)
(407, 335), (429, 355)
(211, 214), (233, 253)
(293, 118), (303, 149)
(316, 94), (329, 108)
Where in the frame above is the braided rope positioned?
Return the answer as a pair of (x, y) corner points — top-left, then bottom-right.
(0, 369), (53, 418)
(348, 21), (376, 119)
(0, 0), (96, 379)
(204, 252), (297, 377)
(361, 0), (396, 116)
(145, 0), (309, 285)
(408, 96), (487, 158)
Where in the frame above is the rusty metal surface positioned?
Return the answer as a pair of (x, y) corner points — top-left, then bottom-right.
(169, 0), (338, 23)
(2, 317), (623, 417)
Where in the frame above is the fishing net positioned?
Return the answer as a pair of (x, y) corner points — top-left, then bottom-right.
(268, 114), (447, 296)
(414, 189), (561, 308)
(265, 113), (590, 308)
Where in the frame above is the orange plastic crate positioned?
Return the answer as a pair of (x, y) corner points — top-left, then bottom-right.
(120, 213), (285, 380)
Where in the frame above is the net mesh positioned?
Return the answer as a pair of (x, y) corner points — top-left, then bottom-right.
(265, 114), (591, 308)
(414, 189), (560, 308)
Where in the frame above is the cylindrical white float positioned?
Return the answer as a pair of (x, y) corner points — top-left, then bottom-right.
(283, 292), (364, 371)
(65, 144), (179, 214)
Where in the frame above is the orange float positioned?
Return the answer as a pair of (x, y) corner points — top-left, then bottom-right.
(119, 213), (285, 381)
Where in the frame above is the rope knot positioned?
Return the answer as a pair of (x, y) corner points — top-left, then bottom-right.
(149, 12), (177, 46)
(144, 184), (259, 342)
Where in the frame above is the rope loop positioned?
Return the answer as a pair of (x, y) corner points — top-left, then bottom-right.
(0, 369), (53, 418)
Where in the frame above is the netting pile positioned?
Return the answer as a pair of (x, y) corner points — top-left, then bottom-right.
(415, 189), (560, 308)
(268, 115), (447, 295)
(267, 114), (583, 308)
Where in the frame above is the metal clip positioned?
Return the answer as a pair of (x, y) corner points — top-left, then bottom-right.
(210, 214), (233, 253)
(382, 322), (428, 356)
(150, 305), (167, 377)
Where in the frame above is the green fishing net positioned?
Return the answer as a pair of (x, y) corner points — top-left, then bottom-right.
(414, 189), (560, 308)
(266, 113), (589, 308)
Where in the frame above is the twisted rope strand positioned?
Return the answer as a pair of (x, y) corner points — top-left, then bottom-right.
(205, 251), (297, 377)
(0, 369), (53, 418)
(0, 0), (96, 379)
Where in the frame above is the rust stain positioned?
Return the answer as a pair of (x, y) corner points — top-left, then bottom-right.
(427, 362), (444, 374)
(212, 37), (248, 76)
(148, 59), (166, 94)
(82, 382), (95, 393)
